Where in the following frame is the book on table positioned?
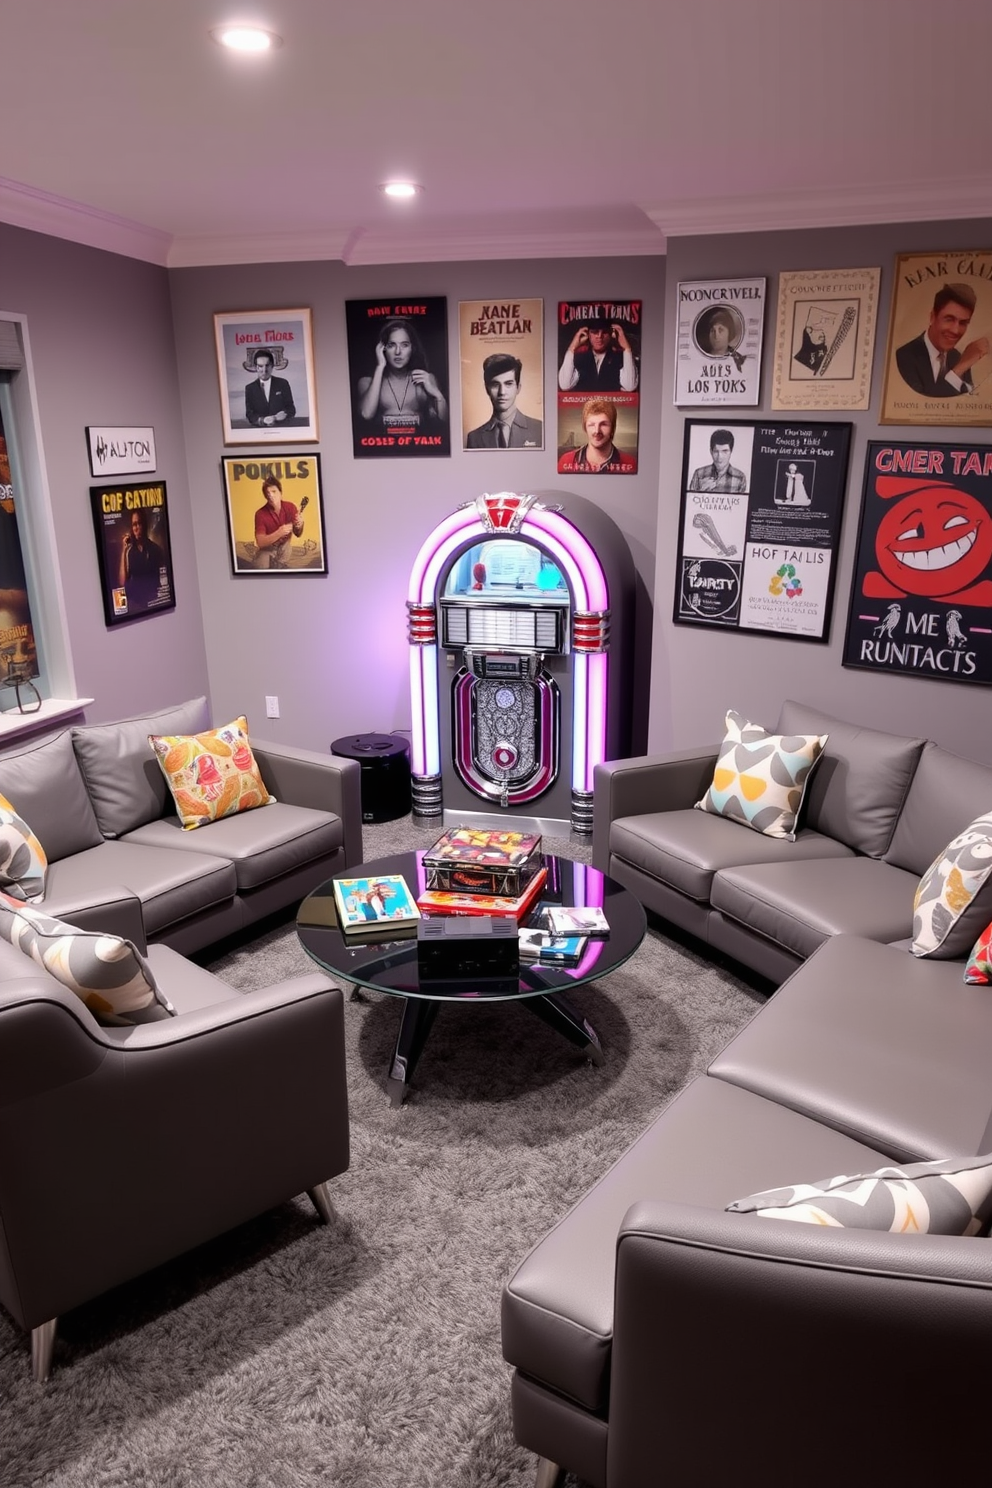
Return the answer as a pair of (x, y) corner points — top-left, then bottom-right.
(541, 904), (610, 938)
(417, 866), (548, 922)
(518, 929), (589, 965)
(332, 873), (421, 936)
(422, 826), (543, 898)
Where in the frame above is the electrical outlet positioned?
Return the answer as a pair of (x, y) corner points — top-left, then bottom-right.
(265, 695), (280, 718)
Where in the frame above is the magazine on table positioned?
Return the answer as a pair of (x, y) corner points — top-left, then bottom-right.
(332, 873), (421, 936)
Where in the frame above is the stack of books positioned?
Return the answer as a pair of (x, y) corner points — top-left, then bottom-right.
(332, 873), (421, 939)
(417, 827), (547, 920)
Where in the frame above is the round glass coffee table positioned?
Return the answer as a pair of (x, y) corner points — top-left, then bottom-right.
(297, 850), (647, 1105)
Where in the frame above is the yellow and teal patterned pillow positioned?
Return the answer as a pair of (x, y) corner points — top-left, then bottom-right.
(0, 790), (47, 901)
(148, 716), (274, 831)
(695, 709), (827, 841)
(0, 894), (174, 1024)
(727, 1153), (992, 1235)
(912, 809), (992, 960)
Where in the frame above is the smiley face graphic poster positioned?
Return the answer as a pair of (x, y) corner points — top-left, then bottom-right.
(843, 441), (992, 686)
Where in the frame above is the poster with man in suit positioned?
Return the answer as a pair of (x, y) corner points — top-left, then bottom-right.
(459, 299), (544, 450)
(881, 251), (992, 426)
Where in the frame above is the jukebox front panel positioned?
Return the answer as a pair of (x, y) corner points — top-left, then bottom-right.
(451, 668), (560, 807)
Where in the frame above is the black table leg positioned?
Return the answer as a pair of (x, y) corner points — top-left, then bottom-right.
(522, 991), (604, 1066)
(386, 998), (440, 1107)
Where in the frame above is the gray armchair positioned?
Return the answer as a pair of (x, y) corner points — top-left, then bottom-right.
(0, 939), (349, 1380)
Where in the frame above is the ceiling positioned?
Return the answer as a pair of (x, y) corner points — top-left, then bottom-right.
(3, 0), (991, 268)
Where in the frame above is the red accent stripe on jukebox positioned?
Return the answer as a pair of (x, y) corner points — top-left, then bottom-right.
(572, 612), (611, 652)
(407, 602), (437, 645)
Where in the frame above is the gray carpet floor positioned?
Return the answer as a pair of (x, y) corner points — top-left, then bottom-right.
(0, 816), (766, 1488)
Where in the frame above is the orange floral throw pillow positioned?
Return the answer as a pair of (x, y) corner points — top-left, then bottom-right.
(148, 716), (274, 830)
(964, 920), (992, 985)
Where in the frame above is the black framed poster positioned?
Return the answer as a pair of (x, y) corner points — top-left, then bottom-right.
(843, 440), (992, 686)
(90, 480), (176, 626)
(345, 297), (450, 458)
(674, 419), (852, 640)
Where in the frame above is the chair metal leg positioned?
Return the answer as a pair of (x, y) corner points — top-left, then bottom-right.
(31, 1318), (57, 1382)
(306, 1182), (335, 1224)
(535, 1458), (566, 1488)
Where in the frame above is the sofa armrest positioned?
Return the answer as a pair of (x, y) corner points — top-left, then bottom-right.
(606, 1198), (992, 1488)
(592, 747), (719, 873)
(252, 740), (363, 867)
(40, 884), (148, 951)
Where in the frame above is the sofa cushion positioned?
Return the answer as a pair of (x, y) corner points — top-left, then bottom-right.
(709, 935), (992, 1162)
(727, 1153), (992, 1235)
(149, 716), (274, 830)
(0, 893), (174, 1024)
(912, 808), (992, 959)
(775, 700), (925, 858)
(0, 730), (103, 862)
(42, 841), (237, 937)
(611, 809), (854, 903)
(695, 709), (826, 841)
(0, 791), (46, 901)
(885, 743), (992, 877)
(709, 857), (918, 961)
(965, 921), (992, 985)
(123, 802), (343, 892)
(71, 696), (209, 839)
(501, 1074), (890, 1413)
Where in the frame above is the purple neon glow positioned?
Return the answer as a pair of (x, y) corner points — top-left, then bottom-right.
(585, 652), (609, 787)
(571, 653), (588, 794)
(409, 508), (482, 603)
(523, 508), (609, 612)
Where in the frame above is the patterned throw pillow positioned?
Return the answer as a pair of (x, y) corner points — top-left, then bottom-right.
(148, 716), (274, 831)
(0, 894), (174, 1024)
(912, 808), (992, 959)
(0, 791), (47, 901)
(964, 920), (992, 984)
(727, 1153), (992, 1235)
(695, 709), (827, 841)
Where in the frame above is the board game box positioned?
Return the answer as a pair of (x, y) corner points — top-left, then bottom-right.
(422, 826), (543, 896)
(417, 866), (547, 921)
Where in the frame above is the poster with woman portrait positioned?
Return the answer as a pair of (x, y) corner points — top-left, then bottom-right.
(673, 279), (766, 406)
(879, 251), (992, 426)
(345, 298), (451, 458)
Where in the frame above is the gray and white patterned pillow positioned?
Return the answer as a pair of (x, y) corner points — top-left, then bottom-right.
(0, 790), (47, 901)
(0, 894), (174, 1025)
(912, 808), (992, 959)
(727, 1153), (992, 1235)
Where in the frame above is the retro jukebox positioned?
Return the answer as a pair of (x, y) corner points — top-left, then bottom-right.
(407, 490), (635, 834)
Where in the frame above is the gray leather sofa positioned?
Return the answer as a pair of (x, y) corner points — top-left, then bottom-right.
(0, 696), (363, 955)
(502, 703), (992, 1487)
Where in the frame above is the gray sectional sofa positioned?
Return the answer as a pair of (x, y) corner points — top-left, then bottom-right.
(502, 701), (992, 1488)
(0, 695), (363, 955)
(0, 697), (362, 1378)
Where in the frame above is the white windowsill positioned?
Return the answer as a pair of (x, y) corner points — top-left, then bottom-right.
(0, 696), (94, 741)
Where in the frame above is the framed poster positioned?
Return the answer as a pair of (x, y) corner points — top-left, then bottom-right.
(556, 299), (641, 474)
(90, 480), (176, 625)
(673, 279), (765, 406)
(221, 454), (326, 575)
(213, 309), (318, 445)
(771, 268), (881, 411)
(345, 297), (450, 458)
(86, 426), (156, 478)
(843, 440), (992, 686)
(880, 251), (992, 426)
(459, 299), (544, 450)
(674, 419), (852, 641)
(0, 408), (39, 680)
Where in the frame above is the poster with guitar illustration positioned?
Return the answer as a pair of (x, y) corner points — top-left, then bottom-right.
(345, 297), (451, 458)
(771, 267), (881, 411)
(221, 455), (327, 574)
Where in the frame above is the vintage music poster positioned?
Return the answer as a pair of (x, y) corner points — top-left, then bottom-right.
(771, 268), (881, 411)
(213, 308), (318, 445)
(459, 299), (544, 451)
(673, 279), (765, 407)
(0, 409), (39, 674)
(345, 297), (450, 459)
(556, 299), (641, 475)
(674, 419), (852, 641)
(90, 479), (176, 625)
(843, 441), (992, 686)
(880, 251), (992, 426)
(221, 454), (327, 575)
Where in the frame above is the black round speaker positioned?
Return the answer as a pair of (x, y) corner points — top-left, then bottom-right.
(330, 733), (411, 823)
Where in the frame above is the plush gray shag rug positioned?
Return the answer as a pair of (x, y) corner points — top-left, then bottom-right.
(0, 817), (765, 1488)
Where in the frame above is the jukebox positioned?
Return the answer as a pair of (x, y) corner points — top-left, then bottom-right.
(407, 490), (635, 834)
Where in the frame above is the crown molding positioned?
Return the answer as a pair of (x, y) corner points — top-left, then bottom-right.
(644, 176), (992, 237)
(167, 227), (355, 269)
(340, 217), (667, 266)
(0, 175), (171, 265)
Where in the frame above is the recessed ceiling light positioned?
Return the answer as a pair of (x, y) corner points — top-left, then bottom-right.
(211, 25), (282, 52)
(380, 182), (423, 200)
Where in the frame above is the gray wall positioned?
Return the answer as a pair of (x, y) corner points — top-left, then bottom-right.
(169, 256), (663, 754)
(650, 216), (992, 766)
(0, 222), (209, 722)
